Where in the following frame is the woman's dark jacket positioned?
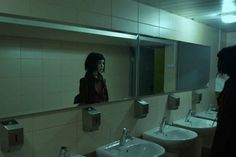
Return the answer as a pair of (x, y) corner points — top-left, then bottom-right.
(211, 77), (236, 157)
(74, 72), (108, 105)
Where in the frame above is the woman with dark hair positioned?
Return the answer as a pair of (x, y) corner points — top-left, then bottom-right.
(211, 45), (236, 157)
(74, 52), (108, 105)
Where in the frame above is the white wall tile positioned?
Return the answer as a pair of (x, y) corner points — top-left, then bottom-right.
(42, 59), (61, 77)
(0, 95), (21, 118)
(160, 10), (176, 30)
(61, 59), (80, 77)
(0, 39), (20, 59)
(112, 17), (138, 33)
(139, 23), (159, 37)
(84, 0), (111, 16)
(33, 123), (77, 157)
(0, 78), (20, 97)
(112, 0), (138, 21)
(159, 27), (177, 40)
(32, 110), (79, 131)
(21, 59), (42, 77)
(226, 32), (236, 46)
(0, 59), (21, 78)
(19, 94), (43, 114)
(30, 2), (77, 24)
(139, 3), (160, 26)
(20, 40), (43, 59)
(85, 13), (112, 30)
(0, 0), (30, 16)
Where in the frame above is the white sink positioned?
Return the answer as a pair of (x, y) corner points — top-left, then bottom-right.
(96, 137), (165, 157)
(143, 125), (197, 152)
(194, 111), (217, 121)
(71, 155), (85, 157)
(173, 116), (216, 135)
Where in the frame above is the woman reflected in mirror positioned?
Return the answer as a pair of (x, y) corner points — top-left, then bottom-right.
(74, 52), (108, 105)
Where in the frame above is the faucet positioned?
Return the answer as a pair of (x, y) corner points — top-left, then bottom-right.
(159, 116), (167, 133)
(120, 128), (132, 146)
(185, 109), (193, 122)
(58, 146), (69, 157)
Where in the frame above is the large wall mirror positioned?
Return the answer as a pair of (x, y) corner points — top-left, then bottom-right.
(0, 15), (211, 118)
(137, 36), (211, 97)
(176, 41), (211, 91)
(0, 15), (137, 118)
(138, 36), (177, 96)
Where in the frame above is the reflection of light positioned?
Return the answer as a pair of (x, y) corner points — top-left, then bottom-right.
(221, 14), (236, 23)
(221, 0), (236, 23)
(222, 0), (235, 13)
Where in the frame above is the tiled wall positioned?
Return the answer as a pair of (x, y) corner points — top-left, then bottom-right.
(0, 36), (131, 118)
(0, 0), (223, 157)
(0, 89), (215, 157)
(226, 32), (236, 46)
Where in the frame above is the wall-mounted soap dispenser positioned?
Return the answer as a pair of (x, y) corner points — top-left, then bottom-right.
(134, 99), (149, 118)
(167, 95), (180, 110)
(0, 119), (24, 153)
(192, 91), (202, 104)
(82, 107), (101, 132)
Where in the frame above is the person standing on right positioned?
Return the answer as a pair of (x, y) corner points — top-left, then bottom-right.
(211, 45), (236, 157)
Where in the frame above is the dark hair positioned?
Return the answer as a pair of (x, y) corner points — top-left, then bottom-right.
(217, 45), (236, 77)
(85, 52), (105, 73)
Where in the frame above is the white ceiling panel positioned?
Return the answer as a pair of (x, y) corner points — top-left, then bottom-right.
(136, 0), (236, 32)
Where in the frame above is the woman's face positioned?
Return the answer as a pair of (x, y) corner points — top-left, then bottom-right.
(97, 60), (105, 73)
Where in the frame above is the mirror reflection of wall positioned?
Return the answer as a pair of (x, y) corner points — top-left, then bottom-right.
(0, 19), (211, 118)
(138, 36), (176, 96)
(138, 36), (211, 97)
(0, 33), (136, 118)
(176, 42), (211, 91)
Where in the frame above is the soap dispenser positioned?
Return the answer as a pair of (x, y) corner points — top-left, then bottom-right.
(167, 94), (180, 110)
(134, 99), (149, 118)
(0, 119), (24, 152)
(192, 91), (202, 104)
(82, 107), (101, 131)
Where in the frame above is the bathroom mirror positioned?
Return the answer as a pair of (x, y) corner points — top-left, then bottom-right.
(0, 15), (211, 118)
(0, 15), (137, 118)
(138, 36), (211, 96)
(138, 36), (177, 96)
(176, 41), (211, 91)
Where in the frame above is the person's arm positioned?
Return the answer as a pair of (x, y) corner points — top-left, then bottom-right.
(79, 78), (89, 105)
(103, 79), (109, 102)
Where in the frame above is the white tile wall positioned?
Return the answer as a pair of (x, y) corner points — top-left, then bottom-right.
(112, 17), (138, 33)
(0, 88), (214, 157)
(0, 36), (131, 118)
(139, 23), (159, 37)
(139, 3), (160, 26)
(84, 0), (111, 16)
(112, 0), (138, 21)
(226, 32), (236, 46)
(0, 0), (30, 16)
(0, 1), (221, 157)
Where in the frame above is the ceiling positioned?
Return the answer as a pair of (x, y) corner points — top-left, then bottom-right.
(137, 0), (236, 32)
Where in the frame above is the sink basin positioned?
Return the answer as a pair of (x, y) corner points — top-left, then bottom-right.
(71, 155), (85, 157)
(173, 116), (216, 135)
(193, 111), (217, 121)
(143, 125), (198, 152)
(96, 137), (165, 157)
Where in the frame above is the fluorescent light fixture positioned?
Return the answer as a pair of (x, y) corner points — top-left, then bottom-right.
(221, 14), (236, 23)
(222, 0), (235, 13)
(221, 0), (236, 23)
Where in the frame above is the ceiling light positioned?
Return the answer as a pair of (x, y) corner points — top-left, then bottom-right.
(221, 14), (236, 23)
(221, 0), (236, 23)
(222, 0), (236, 13)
